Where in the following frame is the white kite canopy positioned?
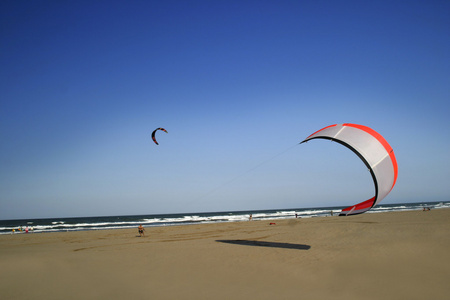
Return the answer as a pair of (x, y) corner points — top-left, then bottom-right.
(301, 123), (398, 216)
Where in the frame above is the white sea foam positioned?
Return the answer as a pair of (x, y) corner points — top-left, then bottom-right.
(1, 201), (448, 235)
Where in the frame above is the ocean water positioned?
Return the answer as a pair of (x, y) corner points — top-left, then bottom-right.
(1, 201), (449, 235)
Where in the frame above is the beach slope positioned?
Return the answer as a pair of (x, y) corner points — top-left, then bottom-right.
(1, 209), (449, 300)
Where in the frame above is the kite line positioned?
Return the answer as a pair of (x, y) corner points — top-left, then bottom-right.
(190, 143), (299, 204)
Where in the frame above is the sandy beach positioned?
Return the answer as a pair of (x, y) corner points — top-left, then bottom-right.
(1, 209), (449, 300)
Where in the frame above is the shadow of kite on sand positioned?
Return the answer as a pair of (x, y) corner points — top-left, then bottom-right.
(216, 240), (311, 250)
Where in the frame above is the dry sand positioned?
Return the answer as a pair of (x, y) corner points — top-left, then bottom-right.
(1, 209), (449, 300)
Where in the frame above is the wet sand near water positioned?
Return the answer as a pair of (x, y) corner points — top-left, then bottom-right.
(1, 209), (449, 300)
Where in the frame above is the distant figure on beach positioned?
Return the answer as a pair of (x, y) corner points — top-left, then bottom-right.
(423, 207), (431, 211)
(249, 214), (252, 221)
(138, 224), (145, 237)
(330, 210), (334, 216)
(25, 226), (29, 233)
(295, 213), (298, 218)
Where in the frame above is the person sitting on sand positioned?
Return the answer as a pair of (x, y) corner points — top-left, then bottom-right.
(138, 224), (145, 237)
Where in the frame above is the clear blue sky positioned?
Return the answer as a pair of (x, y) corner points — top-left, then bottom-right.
(1, 0), (449, 219)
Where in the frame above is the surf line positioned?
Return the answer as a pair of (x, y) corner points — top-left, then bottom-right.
(191, 144), (299, 204)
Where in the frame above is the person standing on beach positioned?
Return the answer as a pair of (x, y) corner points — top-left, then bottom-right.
(138, 224), (145, 237)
